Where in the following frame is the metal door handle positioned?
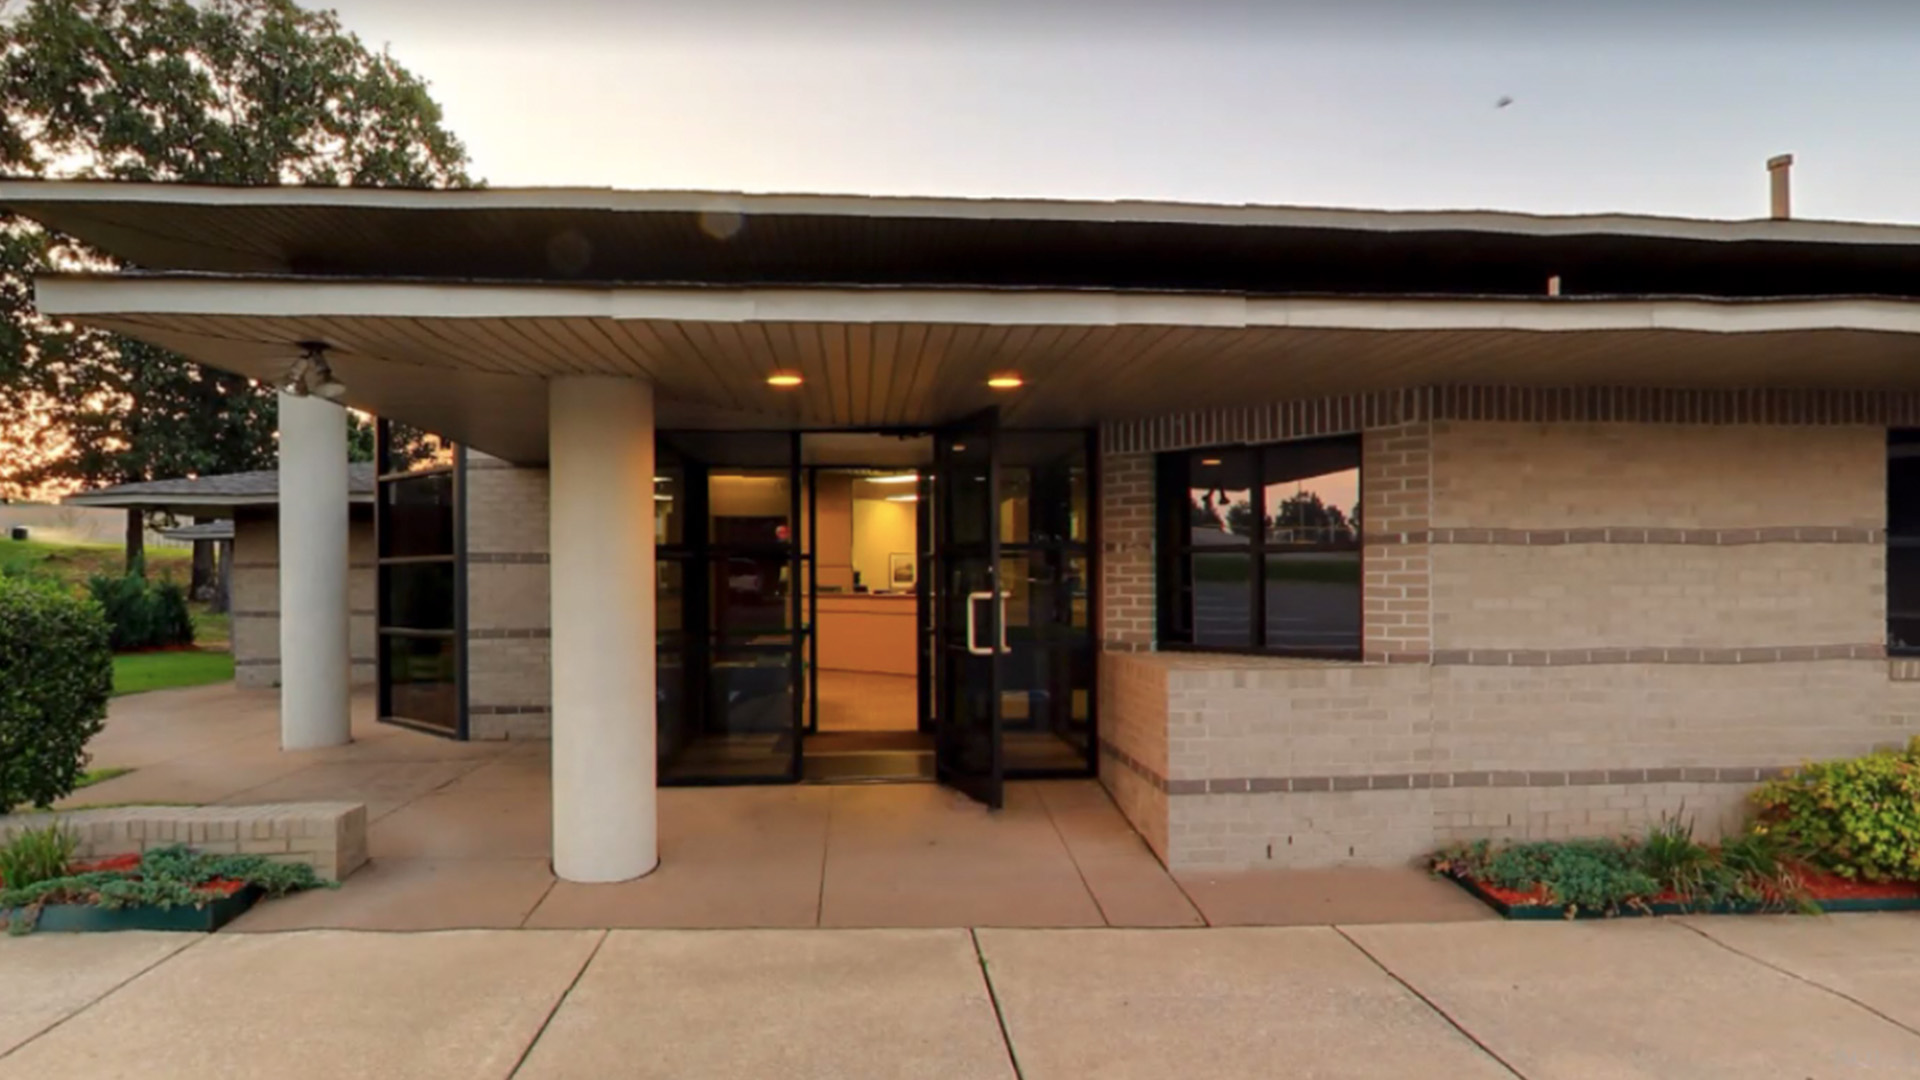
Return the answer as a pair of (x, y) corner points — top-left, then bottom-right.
(966, 590), (1010, 655)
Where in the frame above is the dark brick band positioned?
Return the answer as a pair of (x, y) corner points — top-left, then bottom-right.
(234, 656), (374, 667)
(1104, 385), (1920, 455)
(1098, 741), (1167, 793)
(469, 704), (548, 715)
(468, 552), (549, 564)
(1099, 740), (1804, 797)
(468, 628), (551, 640)
(1376, 526), (1882, 546)
(231, 561), (376, 570)
(1430, 643), (1884, 666)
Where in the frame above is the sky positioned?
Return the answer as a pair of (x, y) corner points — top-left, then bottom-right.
(325, 0), (1920, 222)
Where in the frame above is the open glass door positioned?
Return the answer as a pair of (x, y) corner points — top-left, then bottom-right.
(933, 408), (1004, 808)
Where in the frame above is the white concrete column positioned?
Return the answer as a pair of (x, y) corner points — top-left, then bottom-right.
(549, 376), (658, 882)
(277, 391), (352, 750)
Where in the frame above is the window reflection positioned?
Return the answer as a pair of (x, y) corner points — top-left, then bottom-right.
(1186, 449), (1254, 547)
(709, 471), (791, 546)
(1160, 436), (1362, 657)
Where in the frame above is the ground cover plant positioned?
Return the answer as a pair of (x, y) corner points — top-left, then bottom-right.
(0, 825), (330, 934)
(1430, 811), (1819, 918)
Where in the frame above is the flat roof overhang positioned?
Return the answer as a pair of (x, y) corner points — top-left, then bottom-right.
(14, 179), (1920, 297)
(37, 275), (1920, 464)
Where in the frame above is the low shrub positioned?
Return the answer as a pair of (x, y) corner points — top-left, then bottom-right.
(1750, 738), (1920, 882)
(85, 566), (194, 651)
(0, 576), (113, 814)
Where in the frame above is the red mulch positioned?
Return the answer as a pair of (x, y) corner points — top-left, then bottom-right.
(3, 855), (244, 901)
(1462, 867), (1920, 910)
(1799, 870), (1920, 901)
(70, 853), (143, 874)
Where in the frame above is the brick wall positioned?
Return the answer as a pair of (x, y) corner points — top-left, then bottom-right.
(1361, 424), (1432, 662)
(1099, 453), (1156, 653)
(464, 452), (552, 739)
(229, 507), (376, 688)
(1094, 393), (1920, 872)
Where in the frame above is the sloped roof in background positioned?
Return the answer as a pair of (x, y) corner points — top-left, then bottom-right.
(66, 462), (376, 513)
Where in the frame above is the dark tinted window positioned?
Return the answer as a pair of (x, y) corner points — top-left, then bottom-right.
(1889, 433), (1920, 652)
(382, 472), (456, 558)
(1158, 435), (1361, 657)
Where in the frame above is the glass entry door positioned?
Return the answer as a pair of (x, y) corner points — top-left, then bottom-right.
(933, 409), (1005, 808)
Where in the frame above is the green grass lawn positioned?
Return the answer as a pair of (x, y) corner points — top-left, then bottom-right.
(76, 766), (135, 788)
(5, 537), (229, 647)
(112, 650), (234, 696)
(0, 537), (190, 587)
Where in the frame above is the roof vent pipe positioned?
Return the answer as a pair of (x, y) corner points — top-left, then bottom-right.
(1767, 154), (1794, 219)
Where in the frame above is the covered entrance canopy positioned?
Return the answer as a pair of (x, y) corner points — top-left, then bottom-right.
(16, 180), (1920, 463)
(27, 284), (1920, 464)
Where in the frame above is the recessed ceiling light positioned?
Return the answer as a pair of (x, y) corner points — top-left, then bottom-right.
(986, 373), (1024, 390)
(1200, 457), (1222, 466)
(886, 493), (919, 502)
(865, 474), (919, 484)
(766, 371), (803, 387)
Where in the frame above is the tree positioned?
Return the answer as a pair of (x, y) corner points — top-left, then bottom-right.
(0, 0), (472, 554)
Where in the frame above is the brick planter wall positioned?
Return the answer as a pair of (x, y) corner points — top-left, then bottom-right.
(0, 803), (368, 882)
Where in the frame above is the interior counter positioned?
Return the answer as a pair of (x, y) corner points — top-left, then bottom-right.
(815, 592), (917, 676)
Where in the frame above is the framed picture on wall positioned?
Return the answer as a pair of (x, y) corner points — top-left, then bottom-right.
(888, 552), (916, 589)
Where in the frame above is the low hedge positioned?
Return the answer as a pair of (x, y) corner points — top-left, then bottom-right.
(1751, 737), (1920, 882)
(85, 565), (194, 651)
(0, 577), (113, 813)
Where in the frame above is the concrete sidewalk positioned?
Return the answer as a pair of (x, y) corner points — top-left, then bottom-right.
(5, 917), (1920, 1079)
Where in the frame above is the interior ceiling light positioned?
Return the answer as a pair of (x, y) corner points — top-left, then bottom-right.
(864, 474), (919, 484)
(281, 342), (347, 401)
(886, 493), (920, 502)
(1200, 457), (1223, 466)
(986, 373), (1024, 390)
(766, 371), (803, 387)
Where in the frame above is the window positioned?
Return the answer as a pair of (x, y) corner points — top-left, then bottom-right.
(1156, 435), (1361, 657)
(1889, 432), (1920, 653)
(376, 419), (464, 736)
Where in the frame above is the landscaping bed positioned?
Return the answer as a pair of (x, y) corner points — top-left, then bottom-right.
(1433, 739), (1920, 920)
(1441, 856), (1920, 920)
(0, 834), (330, 935)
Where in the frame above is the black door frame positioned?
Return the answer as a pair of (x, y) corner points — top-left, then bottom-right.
(658, 424), (1096, 790)
(932, 408), (1006, 808)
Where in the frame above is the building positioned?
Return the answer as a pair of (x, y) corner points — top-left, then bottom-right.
(8, 180), (1920, 885)
(66, 467), (378, 687)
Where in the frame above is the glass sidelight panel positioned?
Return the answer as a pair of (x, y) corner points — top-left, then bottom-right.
(998, 430), (1097, 777)
(656, 431), (803, 785)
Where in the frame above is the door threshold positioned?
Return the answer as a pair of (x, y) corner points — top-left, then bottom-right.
(801, 749), (936, 784)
